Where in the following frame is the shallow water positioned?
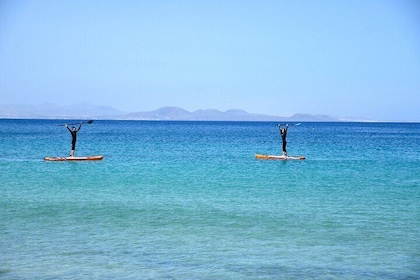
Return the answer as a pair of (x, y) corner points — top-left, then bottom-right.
(1, 120), (419, 279)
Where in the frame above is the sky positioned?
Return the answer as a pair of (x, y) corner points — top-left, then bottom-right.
(1, 0), (419, 121)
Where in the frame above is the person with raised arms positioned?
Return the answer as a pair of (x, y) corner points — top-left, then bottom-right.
(66, 123), (82, 157)
(278, 123), (289, 156)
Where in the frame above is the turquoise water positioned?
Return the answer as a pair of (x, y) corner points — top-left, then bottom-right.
(1, 119), (419, 279)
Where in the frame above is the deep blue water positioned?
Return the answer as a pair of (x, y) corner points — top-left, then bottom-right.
(1, 119), (419, 279)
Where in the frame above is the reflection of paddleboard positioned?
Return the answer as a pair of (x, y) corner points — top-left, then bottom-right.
(255, 154), (305, 160)
(44, 155), (104, 161)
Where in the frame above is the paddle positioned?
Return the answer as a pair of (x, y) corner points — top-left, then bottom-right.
(59, 120), (94, 126)
(277, 123), (301, 127)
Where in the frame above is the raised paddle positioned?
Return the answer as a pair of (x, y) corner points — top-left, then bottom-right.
(59, 120), (94, 126)
(277, 123), (301, 127)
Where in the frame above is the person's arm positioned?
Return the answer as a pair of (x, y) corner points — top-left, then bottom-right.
(65, 124), (71, 132)
(77, 123), (82, 132)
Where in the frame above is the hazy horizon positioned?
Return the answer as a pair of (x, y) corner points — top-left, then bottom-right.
(1, 102), (416, 122)
(1, 1), (419, 121)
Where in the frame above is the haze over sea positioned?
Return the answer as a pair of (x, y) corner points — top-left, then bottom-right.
(1, 119), (419, 279)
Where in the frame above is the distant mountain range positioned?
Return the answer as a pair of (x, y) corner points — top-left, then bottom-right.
(125, 107), (338, 121)
(0, 103), (124, 119)
(0, 103), (346, 122)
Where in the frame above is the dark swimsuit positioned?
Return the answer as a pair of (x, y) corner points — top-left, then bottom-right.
(281, 128), (288, 153)
(67, 126), (81, 150)
(70, 130), (77, 150)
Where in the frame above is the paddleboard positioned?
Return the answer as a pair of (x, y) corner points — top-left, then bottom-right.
(44, 155), (104, 161)
(255, 154), (305, 160)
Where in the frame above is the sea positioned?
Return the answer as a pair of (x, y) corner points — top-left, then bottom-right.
(1, 119), (419, 280)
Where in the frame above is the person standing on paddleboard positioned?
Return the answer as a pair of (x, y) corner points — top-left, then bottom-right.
(66, 123), (82, 157)
(279, 124), (288, 156)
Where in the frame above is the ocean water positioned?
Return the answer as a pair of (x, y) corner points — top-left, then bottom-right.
(1, 119), (419, 279)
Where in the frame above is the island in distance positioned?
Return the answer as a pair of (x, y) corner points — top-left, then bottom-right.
(125, 106), (338, 122)
(0, 103), (348, 122)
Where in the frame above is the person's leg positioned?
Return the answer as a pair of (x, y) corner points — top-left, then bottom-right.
(71, 141), (76, 157)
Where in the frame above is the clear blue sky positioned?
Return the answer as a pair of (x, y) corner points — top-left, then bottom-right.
(1, 0), (419, 121)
